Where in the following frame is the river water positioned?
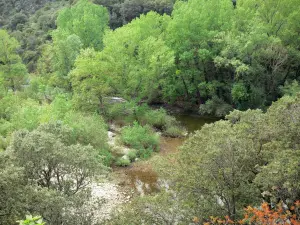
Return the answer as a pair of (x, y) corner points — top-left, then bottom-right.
(115, 115), (218, 195)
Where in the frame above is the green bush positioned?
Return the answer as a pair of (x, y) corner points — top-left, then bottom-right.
(105, 101), (132, 125)
(106, 101), (184, 137)
(163, 115), (184, 137)
(0, 92), (21, 120)
(63, 112), (108, 150)
(138, 148), (153, 159)
(120, 122), (159, 156)
(164, 125), (183, 137)
(141, 108), (167, 129)
(98, 149), (114, 166)
(115, 157), (131, 167)
(106, 101), (149, 125)
(127, 149), (137, 161)
(199, 96), (233, 117)
(10, 99), (42, 131)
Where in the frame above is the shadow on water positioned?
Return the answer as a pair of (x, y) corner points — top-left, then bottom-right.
(175, 114), (219, 133)
(117, 114), (219, 195)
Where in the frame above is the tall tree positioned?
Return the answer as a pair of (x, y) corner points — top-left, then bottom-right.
(165, 0), (234, 106)
(70, 48), (112, 111)
(55, 0), (109, 51)
(100, 12), (174, 102)
(0, 29), (28, 91)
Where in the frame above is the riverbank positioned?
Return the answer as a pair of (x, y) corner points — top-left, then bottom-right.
(108, 114), (218, 195)
(90, 114), (218, 224)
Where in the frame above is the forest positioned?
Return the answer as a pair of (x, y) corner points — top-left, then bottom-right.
(0, 0), (300, 224)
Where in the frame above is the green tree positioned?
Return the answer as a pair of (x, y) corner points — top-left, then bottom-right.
(69, 48), (112, 112)
(0, 152), (27, 224)
(8, 122), (106, 195)
(165, 0), (234, 105)
(253, 95), (300, 203)
(51, 34), (83, 89)
(100, 12), (174, 102)
(0, 120), (108, 224)
(213, 0), (300, 110)
(55, 0), (109, 51)
(175, 120), (261, 219)
(0, 150), (99, 224)
(0, 29), (28, 91)
(48, 0), (109, 90)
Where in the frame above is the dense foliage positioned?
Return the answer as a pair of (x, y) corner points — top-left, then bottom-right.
(33, 0), (300, 116)
(1, 0), (300, 224)
(3, 0), (300, 115)
(110, 93), (300, 224)
(120, 122), (160, 158)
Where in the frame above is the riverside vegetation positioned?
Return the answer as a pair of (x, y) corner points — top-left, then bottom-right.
(1, 0), (300, 224)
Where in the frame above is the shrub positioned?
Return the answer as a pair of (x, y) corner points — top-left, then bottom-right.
(138, 148), (153, 159)
(120, 122), (159, 154)
(10, 99), (42, 131)
(115, 156), (131, 167)
(199, 96), (233, 117)
(127, 149), (137, 162)
(204, 201), (300, 225)
(63, 112), (108, 150)
(163, 115), (184, 137)
(106, 101), (184, 137)
(106, 101), (149, 125)
(138, 107), (184, 137)
(141, 108), (167, 129)
(105, 101), (133, 125)
(98, 149), (114, 166)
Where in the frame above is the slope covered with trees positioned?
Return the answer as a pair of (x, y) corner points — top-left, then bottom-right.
(1, 0), (300, 224)
(29, 0), (300, 116)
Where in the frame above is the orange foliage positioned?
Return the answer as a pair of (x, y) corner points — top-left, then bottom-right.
(200, 201), (300, 225)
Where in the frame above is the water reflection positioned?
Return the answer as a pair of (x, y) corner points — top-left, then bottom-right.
(126, 169), (159, 195)
(175, 114), (219, 133)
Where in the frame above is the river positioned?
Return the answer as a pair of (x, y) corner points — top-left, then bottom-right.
(113, 115), (218, 195)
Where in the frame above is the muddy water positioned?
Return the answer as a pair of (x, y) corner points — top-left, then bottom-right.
(175, 114), (219, 133)
(117, 115), (218, 195)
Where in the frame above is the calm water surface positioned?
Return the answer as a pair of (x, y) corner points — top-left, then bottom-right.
(175, 114), (219, 133)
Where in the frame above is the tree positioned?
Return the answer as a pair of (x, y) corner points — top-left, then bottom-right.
(52, 34), (82, 89)
(153, 94), (300, 223)
(48, 0), (109, 90)
(8, 122), (106, 195)
(99, 12), (174, 102)
(0, 151), (28, 224)
(94, 0), (174, 29)
(213, 0), (300, 111)
(165, 0), (234, 105)
(0, 29), (28, 91)
(69, 48), (112, 111)
(0, 121), (108, 224)
(175, 120), (262, 220)
(253, 95), (300, 204)
(55, 0), (109, 51)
